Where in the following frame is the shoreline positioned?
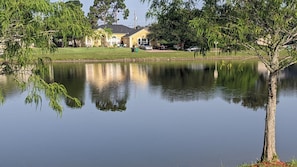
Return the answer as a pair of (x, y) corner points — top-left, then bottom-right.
(0, 47), (259, 63)
(49, 56), (259, 63)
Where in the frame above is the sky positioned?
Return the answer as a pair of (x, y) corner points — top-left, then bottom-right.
(52, 0), (202, 28)
(65, 0), (154, 27)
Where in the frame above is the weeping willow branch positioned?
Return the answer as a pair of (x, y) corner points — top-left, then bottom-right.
(26, 75), (81, 114)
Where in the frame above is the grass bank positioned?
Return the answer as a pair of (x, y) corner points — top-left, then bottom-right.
(31, 47), (257, 62)
(238, 159), (297, 167)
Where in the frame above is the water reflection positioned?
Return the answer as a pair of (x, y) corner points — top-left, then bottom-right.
(2, 61), (297, 111)
(279, 64), (297, 96)
(0, 74), (20, 100)
(61, 61), (297, 112)
(85, 63), (150, 111)
(86, 64), (129, 111)
(1, 61), (297, 167)
(148, 63), (216, 102)
(217, 62), (268, 111)
(52, 63), (86, 108)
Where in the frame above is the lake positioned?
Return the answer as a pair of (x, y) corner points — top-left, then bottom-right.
(0, 61), (297, 167)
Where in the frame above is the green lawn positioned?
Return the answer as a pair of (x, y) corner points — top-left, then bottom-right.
(31, 47), (256, 62)
(1, 46), (291, 63)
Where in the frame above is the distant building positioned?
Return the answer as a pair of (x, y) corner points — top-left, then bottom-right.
(85, 24), (151, 48)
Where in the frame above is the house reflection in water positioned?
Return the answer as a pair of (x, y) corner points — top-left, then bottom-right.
(85, 63), (148, 111)
(128, 64), (148, 87)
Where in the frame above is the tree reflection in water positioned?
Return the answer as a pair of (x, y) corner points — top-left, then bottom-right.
(147, 62), (270, 111)
(91, 81), (128, 111)
(3, 61), (297, 112)
(86, 63), (130, 112)
(51, 63), (86, 109)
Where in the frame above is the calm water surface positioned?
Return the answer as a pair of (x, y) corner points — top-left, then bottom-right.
(0, 61), (297, 167)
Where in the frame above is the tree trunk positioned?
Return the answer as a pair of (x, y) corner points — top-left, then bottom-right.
(261, 71), (279, 162)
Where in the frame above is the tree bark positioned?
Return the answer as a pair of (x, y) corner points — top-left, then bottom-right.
(261, 71), (279, 162)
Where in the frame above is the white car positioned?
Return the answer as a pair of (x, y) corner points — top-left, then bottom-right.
(139, 44), (153, 50)
(186, 46), (200, 52)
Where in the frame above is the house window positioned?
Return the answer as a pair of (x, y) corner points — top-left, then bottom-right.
(138, 38), (149, 45)
(142, 38), (148, 45)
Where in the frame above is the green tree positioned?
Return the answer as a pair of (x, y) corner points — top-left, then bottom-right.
(189, 0), (235, 52)
(141, 0), (199, 49)
(190, 0), (297, 163)
(46, 0), (91, 47)
(140, 0), (196, 17)
(88, 0), (129, 28)
(228, 0), (297, 163)
(0, 0), (83, 113)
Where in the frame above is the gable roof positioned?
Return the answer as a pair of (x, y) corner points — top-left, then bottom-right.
(97, 24), (143, 37)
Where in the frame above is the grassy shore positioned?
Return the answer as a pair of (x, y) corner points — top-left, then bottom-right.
(238, 159), (297, 167)
(1, 46), (291, 63)
(30, 47), (258, 62)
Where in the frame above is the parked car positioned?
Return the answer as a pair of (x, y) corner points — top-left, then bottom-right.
(185, 46), (200, 52)
(139, 44), (153, 50)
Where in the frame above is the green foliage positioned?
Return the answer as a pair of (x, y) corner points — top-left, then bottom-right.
(189, 1), (238, 50)
(88, 0), (129, 28)
(46, 0), (91, 46)
(30, 56), (81, 113)
(222, 0), (297, 72)
(289, 159), (297, 166)
(142, 0), (200, 49)
(0, 0), (86, 113)
(0, 0), (52, 63)
(140, 0), (197, 17)
(25, 75), (81, 115)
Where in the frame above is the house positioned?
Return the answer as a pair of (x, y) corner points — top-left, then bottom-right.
(85, 24), (151, 48)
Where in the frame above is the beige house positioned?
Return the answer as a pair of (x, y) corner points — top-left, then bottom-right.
(85, 24), (151, 48)
(122, 28), (151, 48)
